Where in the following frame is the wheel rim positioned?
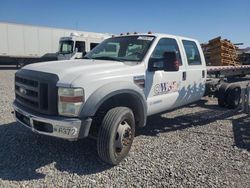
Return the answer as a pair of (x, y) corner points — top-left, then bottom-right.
(115, 120), (132, 154)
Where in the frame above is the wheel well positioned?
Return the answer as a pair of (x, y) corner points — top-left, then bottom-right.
(90, 93), (146, 136)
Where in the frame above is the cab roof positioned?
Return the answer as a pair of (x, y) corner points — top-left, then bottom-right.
(114, 33), (198, 43)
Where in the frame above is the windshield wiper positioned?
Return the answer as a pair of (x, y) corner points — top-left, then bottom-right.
(92, 56), (124, 62)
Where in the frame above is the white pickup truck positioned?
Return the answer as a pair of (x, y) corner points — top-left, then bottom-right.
(13, 33), (250, 165)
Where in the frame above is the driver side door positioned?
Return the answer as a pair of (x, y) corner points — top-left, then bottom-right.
(145, 37), (184, 116)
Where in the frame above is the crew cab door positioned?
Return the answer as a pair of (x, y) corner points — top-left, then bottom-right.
(177, 39), (206, 105)
(145, 37), (184, 115)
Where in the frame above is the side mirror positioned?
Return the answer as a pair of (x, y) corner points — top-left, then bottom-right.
(74, 48), (78, 53)
(148, 51), (179, 72)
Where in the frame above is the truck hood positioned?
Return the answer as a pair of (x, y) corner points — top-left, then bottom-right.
(23, 59), (135, 86)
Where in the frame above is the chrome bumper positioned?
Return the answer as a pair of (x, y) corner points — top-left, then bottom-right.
(13, 103), (91, 141)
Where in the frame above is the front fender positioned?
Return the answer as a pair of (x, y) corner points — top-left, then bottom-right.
(79, 81), (147, 126)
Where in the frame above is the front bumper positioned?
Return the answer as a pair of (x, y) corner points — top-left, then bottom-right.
(13, 101), (92, 141)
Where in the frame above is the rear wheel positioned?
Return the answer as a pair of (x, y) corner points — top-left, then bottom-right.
(226, 85), (241, 109)
(97, 107), (135, 165)
(218, 83), (230, 107)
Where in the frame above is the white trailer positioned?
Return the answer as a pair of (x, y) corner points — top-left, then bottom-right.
(0, 22), (110, 66)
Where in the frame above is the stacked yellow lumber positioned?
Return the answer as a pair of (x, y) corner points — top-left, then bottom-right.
(202, 37), (240, 66)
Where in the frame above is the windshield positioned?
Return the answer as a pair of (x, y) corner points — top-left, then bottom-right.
(59, 40), (74, 54)
(85, 35), (155, 62)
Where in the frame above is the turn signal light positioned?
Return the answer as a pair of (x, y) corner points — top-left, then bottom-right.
(59, 96), (84, 103)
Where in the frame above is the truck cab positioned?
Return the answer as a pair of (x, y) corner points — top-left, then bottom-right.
(13, 33), (207, 165)
(57, 32), (110, 60)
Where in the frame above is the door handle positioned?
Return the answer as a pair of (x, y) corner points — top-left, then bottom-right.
(182, 72), (186, 81)
(202, 70), (205, 78)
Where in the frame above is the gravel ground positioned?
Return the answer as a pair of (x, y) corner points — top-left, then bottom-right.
(0, 69), (250, 188)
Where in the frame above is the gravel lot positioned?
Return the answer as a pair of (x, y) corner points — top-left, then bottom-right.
(0, 69), (250, 187)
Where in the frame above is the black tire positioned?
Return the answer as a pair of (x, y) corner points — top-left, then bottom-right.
(218, 83), (230, 107)
(97, 107), (135, 165)
(226, 84), (241, 109)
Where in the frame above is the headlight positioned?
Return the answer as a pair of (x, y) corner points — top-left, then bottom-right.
(58, 87), (84, 117)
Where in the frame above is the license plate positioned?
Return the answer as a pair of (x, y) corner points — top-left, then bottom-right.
(55, 126), (77, 136)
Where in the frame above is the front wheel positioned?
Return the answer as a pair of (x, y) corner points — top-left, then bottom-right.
(97, 107), (135, 165)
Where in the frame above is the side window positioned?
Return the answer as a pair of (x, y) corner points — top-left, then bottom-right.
(151, 38), (182, 65)
(90, 43), (99, 50)
(182, 40), (201, 65)
(75, 41), (85, 52)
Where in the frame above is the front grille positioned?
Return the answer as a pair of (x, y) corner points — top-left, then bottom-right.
(15, 76), (39, 108)
(15, 69), (59, 115)
(16, 76), (38, 87)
